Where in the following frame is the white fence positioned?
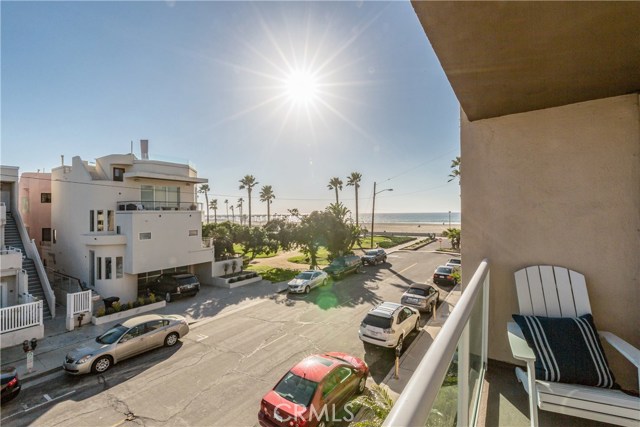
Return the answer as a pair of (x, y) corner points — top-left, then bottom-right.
(68, 290), (92, 316)
(0, 301), (43, 334)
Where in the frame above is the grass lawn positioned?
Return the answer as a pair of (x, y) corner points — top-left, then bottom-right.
(355, 235), (416, 249)
(287, 247), (331, 266)
(244, 265), (299, 282)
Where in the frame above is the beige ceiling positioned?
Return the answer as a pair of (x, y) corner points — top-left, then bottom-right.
(411, 1), (640, 121)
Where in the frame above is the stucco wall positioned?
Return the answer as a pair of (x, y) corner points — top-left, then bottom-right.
(461, 94), (640, 389)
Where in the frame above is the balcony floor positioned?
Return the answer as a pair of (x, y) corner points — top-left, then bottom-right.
(478, 360), (618, 427)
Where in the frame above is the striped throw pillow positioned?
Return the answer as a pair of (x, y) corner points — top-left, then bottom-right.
(512, 313), (616, 388)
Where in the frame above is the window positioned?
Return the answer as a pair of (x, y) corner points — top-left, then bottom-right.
(90, 210), (95, 232)
(140, 184), (181, 209)
(139, 232), (151, 240)
(107, 210), (114, 232)
(113, 167), (125, 182)
(97, 257), (102, 280)
(97, 210), (104, 232)
(116, 256), (123, 279)
(105, 257), (112, 279)
(145, 320), (165, 332)
(42, 228), (52, 242)
(41, 193), (51, 203)
(189, 229), (198, 236)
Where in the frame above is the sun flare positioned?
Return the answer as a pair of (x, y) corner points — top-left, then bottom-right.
(284, 69), (319, 105)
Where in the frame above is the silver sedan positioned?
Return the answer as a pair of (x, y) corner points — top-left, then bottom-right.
(62, 314), (189, 375)
(287, 270), (329, 294)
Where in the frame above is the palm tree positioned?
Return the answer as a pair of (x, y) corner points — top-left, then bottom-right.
(230, 205), (235, 223)
(239, 175), (259, 227)
(448, 156), (461, 183)
(236, 198), (244, 225)
(352, 384), (395, 427)
(346, 172), (362, 226)
(224, 199), (229, 222)
(259, 185), (276, 222)
(210, 199), (218, 224)
(198, 184), (210, 223)
(327, 177), (343, 204)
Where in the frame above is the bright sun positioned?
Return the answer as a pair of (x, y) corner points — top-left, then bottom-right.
(284, 69), (319, 105)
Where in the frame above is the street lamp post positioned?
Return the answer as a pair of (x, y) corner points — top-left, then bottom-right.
(448, 210), (451, 229)
(370, 181), (393, 248)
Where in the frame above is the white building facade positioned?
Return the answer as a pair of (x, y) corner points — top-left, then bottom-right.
(50, 152), (214, 303)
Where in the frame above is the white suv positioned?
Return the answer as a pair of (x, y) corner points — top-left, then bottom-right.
(359, 302), (420, 352)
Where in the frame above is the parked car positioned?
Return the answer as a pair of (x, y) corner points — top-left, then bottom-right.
(323, 255), (361, 279)
(258, 352), (368, 427)
(360, 249), (387, 266)
(401, 283), (440, 314)
(433, 265), (458, 286)
(445, 258), (461, 270)
(359, 302), (420, 352)
(147, 273), (200, 302)
(288, 270), (329, 294)
(62, 314), (189, 375)
(1, 367), (21, 403)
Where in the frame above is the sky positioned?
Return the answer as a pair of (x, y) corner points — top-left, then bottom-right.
(1, 0), (461, 216)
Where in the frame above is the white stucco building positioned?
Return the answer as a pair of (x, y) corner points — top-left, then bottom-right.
(50, 151), (215, 303)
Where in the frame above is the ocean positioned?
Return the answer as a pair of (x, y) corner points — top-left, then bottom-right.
(358, 212), (461, 225)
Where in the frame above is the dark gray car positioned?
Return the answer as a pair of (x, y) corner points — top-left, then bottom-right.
(401, 283), (439, 314)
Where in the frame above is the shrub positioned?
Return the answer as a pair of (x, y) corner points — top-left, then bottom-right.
(127, 302), (135, 310)
(149, 293), (156, 303)
(96, 307), (106, 317)
(112, 301), (122, 312)
(106, 307), (115, 315)
(137, 297), (145, 306)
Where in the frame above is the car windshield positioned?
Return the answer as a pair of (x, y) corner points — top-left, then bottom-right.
(436, 267), (452, 274)
(273, 372), (318, 407)
(296, 272), (313, 280)
(362, 314), (392, 329)
(96, 324), (129, 344)
(405, 288), (427, 296)
(177, 276), (198, 285)
(365, 250), (378, 256)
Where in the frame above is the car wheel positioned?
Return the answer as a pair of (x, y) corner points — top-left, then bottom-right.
(165, 332), (179, 347)
(165, 292), (171, 303)
(92, 355), (112, 374)
(357, 376), (367, 394)
(305, 286), (310, 294)
(415, 317), (421, 331)
(395, 335), (404, 353)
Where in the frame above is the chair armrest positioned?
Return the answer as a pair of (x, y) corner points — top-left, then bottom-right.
(508, 322), (535, 362)
(599, 331), (640, 368)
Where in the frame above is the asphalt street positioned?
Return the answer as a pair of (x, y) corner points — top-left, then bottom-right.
(1, 248), (456, 427)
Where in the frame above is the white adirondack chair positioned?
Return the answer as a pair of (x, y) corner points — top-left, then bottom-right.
(507, 265), (640, 427)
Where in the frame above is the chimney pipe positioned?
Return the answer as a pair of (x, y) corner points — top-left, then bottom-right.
(140, 139), (149, 160)
(61, 155), (64, 166)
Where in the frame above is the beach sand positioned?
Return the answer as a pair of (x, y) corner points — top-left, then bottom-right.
(370, 222), (460, 236)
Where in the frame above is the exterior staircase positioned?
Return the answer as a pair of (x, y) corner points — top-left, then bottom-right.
(4, 213), (52, 319)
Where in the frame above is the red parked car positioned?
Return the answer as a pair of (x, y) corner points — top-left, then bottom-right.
(258, 352), (369, 427)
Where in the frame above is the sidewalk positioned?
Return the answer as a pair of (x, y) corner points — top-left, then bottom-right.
(0, 280), (289, 388)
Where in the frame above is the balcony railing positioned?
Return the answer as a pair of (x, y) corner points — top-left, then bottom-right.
(117, 201), (200, 212)
(383, 259), (490, 427)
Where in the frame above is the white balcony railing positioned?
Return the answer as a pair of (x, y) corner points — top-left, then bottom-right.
(383, 259), (490, 427)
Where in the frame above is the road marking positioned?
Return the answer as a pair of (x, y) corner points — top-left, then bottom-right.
(195, 334), (208, 342)
(1, 390), (76, 421)
(398, 263), (417, 274)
